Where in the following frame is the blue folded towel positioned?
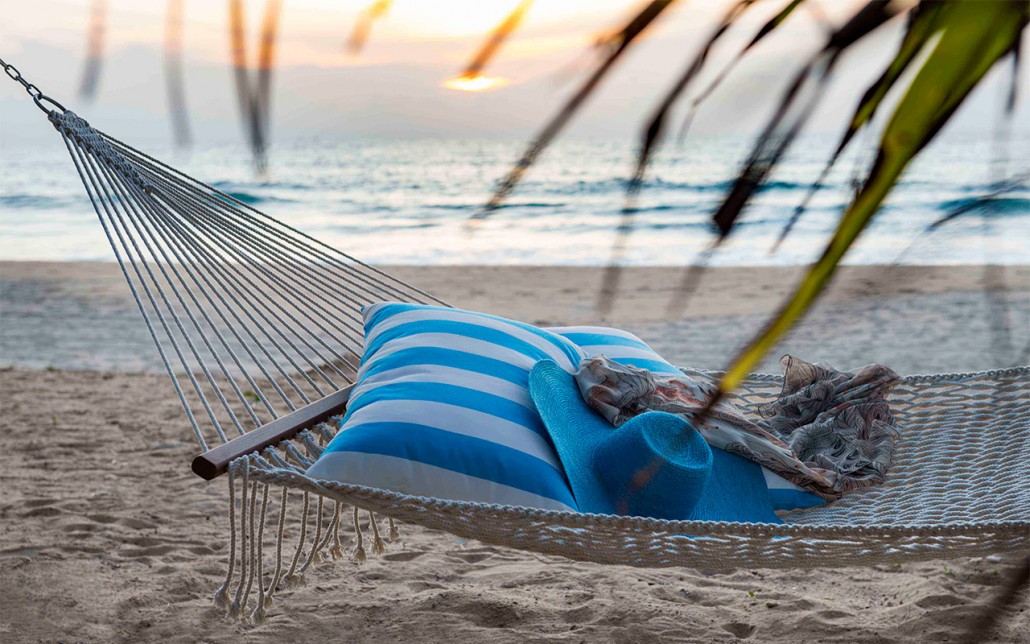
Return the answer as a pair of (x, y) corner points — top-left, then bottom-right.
(529, 359), (782, 524)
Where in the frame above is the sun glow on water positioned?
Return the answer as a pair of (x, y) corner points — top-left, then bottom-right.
(442, 74), (510, 92)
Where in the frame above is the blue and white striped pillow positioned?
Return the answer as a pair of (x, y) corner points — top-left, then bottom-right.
(546, 325), (682, 376)
(306, 303), (582, 511)
(549, 325), (826, 514)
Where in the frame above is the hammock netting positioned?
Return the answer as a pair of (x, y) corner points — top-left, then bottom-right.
(38, 107), (1030, 621)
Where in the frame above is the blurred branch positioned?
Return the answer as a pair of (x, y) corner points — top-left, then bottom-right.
(229, 0), (283, 174)
(772, 1), (947, 252)
(79, 0), (107, 100)
(597, 0), (763, 315)
(165, 0), (192, 148)
(456, 0), (533, 81)
(473, 0), (679, 223)
(677, 0), (807, 142)
(348, 0), (392, 55)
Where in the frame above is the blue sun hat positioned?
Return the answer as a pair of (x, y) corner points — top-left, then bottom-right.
(529, 359), (782, 524)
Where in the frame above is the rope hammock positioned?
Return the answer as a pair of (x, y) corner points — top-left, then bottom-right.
(3, 59), (1028, 624)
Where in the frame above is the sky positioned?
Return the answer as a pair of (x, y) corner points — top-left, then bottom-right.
(1, 0), (1028, 149)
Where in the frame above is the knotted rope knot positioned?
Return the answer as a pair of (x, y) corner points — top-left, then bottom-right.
(49, 111), (155, 194)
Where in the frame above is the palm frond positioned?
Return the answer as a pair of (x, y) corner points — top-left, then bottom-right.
(709, 0), (903, 241)
(597, 0), (762, 314)
(229, 0), (283, 174)
(677, 0), (807, 141)
(474, 0), (679, 221)
(454, 0), (533, 82)
(348, 0), (392, 55)
(628, 0), (760, 200)
(773, 0), (948, 251)
(660, 0), (903, 317)
(79, 0), (107, 100)
(164, 0), (192, 148)
(715, 0), (1029, 398)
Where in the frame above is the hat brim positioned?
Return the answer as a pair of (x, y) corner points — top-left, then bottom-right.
(529, 359), (781, 524)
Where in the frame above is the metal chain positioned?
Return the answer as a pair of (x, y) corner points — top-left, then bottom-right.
(0, 56), (66, 114)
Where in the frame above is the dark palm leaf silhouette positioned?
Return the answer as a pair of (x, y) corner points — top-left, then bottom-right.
(229, 0), (283, 174)
(348, 0), (393, 55)
(473, 0), (679, 221)
(164, 0), (192, 148)
(598, 0), (791, 314)
(460, 0), (1025, 404)
(714, 0), (1028, 398)
(771, 1), (947, 252)
(453, 0), (534, 82)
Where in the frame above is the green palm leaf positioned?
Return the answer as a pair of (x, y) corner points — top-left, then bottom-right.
(772, 0), (948, 250)
(715, 0), (1029, 396)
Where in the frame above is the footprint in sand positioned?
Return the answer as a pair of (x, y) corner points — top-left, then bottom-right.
(445, 551), (493, 564)
(86, 513), (120, 524)
(406, 581), (445, 593)
(560, 604), (596, 624)
(22, 498), (58, 508)
(21, 506), (62, 518)
(416, 591), (529, 629)
(721, 622), (757, 639)
(814, 609), (855, 620)
(382, 550), (425, 563)
(915, 594), (965, 608)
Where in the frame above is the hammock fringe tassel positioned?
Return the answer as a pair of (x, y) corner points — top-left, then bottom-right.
(217, 420), (398, 624)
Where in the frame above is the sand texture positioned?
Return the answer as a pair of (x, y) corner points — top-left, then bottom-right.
(1, 262), (1028, 642)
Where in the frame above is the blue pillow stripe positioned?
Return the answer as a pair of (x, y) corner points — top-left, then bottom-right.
(548, 326), (681, 376)
(553, 332), (653, 351)
(358, 346), (532, 388)
(367, 302), (572, 347)
(322, 422), (575, 506)
(762, 468), (826, 511)
(343, 399), (561, 467)
(311, 452), (576, 511)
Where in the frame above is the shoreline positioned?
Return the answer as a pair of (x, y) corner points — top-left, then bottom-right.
(2, 261), (1027, 375)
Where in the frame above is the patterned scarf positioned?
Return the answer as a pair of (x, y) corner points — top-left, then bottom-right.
(574, 355), (900, 501)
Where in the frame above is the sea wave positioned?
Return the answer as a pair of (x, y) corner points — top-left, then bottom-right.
(0, 194), (79, 210)
(216, 191), (296, 205)
(937, 196), (1030, 215)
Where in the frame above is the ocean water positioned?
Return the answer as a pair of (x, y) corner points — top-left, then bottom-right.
(1, 133), (1027, 266)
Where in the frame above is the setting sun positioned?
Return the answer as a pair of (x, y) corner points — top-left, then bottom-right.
(442, 74), (510, 92)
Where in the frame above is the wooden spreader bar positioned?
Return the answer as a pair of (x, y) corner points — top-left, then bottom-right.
(191, 385), (354, 480)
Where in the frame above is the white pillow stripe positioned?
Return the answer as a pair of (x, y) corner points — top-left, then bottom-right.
(546, 325), (648, 342)
(357, 332), (579, 381)
(352, 364), (534, 410)
(574, 345), (675, 361)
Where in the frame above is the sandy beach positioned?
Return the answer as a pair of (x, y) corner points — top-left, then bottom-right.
(1, 261), (1028, 643)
